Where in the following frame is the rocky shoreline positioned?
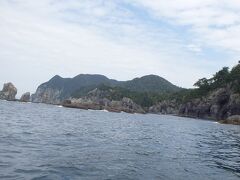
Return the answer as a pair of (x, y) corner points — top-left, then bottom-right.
(57, 87), (240, 125)
(1, 82), (239, 125)
(62, 88), (146, 114)
(148, 85), (240, 125)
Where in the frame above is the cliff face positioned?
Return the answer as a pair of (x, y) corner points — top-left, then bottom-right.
(179, 86), (240, 121)
(0, 83), (17, 101)
(149, 83), (240, 123)
(63, 88), (145, 114)
(31, 74), (118, 104)
(149, 99), (180, 115)
(31, 85), (63, 104)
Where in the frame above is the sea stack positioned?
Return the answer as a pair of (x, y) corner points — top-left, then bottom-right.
(0, 82), (17, 101)
(20, 92), (31, 102)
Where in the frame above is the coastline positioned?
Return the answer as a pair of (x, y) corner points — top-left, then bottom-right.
(1, 99), (238, 125)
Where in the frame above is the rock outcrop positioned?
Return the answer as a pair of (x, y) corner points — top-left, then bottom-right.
(219, 115), (240, 125)
(63, 88), (145, 114)
(31, 86), (62, 104)
(179, 87), (240, 121)
(149, 83), (240, 125)
(0, 82), (17, 101)
(149, 99), (180, 115)
(20, 92), (30, 102)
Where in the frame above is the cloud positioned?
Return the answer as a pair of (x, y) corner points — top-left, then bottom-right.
(131, 0), (240, 53)
(0, 0), (238, 96)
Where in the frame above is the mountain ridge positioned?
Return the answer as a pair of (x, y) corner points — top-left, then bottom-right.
(31, 74), (182, 104)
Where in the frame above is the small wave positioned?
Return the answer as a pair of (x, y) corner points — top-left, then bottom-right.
(14, 168), (43, 174)
(88, 109), (109, 112)
(22, 131), (33, 135)
(57, 105), (63, 108)
(101, 109), (109, 112)
(135, 151), (150, 156)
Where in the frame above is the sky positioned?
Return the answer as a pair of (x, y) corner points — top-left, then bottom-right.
(0, 0), (240, 96)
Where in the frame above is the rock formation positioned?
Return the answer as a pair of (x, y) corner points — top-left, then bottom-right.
(20, 92), (30, 102)
(149, 83), (240, 124)
(219, 115), (240, 125)
(63, 88), (145, 114)
(149, 99), (180, 115)
(0, 82), (17, 101)
(31, 86), (62, 104)
(179, 87), (240, 121)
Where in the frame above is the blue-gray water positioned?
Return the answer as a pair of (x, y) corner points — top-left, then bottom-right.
(0, 100), (239, 180)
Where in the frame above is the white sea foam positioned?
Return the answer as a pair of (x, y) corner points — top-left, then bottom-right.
(102, 109), (109, 112)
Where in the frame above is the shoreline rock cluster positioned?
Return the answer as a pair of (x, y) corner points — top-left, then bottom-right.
(149, 85), (240, 125)
(1, 82), (239, 125)
(63, 88), (145, 114)
(0, 82), (30, 102)
(219, 115), (240, 125)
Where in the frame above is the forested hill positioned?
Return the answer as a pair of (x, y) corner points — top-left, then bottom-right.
(31, 74), (182, 104)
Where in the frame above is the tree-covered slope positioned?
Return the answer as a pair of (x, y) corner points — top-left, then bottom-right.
(32, 74), (182, 104)
(120, 75), (181, 93)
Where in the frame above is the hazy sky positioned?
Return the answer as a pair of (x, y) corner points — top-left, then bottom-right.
(1, 0), (240, 96)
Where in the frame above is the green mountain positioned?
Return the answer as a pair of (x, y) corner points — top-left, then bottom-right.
(121, 75), (181, 93)
(32, 74), (182, 104)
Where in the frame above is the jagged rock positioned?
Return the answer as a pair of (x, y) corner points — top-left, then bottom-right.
(149, 100), (180, 115)
(20, 92), (30, 102)
(107, 97), (145, 114)
(31, 87), (62, 104)
(0, 82), (17, 101)
(178, 86), (240, 122)
(63, 97), (145, 114)
(149, 83), (240, 125)
(62, 88), (145, 114)
(219, 115), (240, 125)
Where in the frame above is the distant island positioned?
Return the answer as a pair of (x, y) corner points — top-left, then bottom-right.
(1, 63), (240, 125)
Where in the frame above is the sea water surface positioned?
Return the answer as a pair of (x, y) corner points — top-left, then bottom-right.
(0, 100), (240, 180)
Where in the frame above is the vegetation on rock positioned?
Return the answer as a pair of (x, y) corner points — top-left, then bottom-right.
(32, 74), (182, 104)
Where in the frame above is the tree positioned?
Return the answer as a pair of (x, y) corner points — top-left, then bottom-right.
(212, 67), (229, 87)
(230, 64), (240, 81)
(194, 78), (210, 88)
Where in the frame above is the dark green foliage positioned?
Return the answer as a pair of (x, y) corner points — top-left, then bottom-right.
(40, 74), (116, 100)
(234, 84), (240, 94)
(171, 63), (240, 102)
(38, 74), (182, 102)
(121, 75), (181, 93)
(72, 84), (173, 107)
(212, 67), (229, 87)
(192, 63), (240, 95)
(72, 63), (240, 108)
(229, 64), (240, 81)
(46, 74), (181, 95)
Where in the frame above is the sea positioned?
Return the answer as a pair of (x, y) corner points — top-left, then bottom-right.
(0, 100), (239, 180)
